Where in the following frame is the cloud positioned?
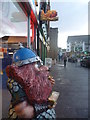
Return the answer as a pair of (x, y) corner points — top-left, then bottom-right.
(58, 32), (68, 48)
(51, 0), (89, 3)
(58, 22), (88, 49)
(50, 2), (88, 49)
(51, 2), (88, 31)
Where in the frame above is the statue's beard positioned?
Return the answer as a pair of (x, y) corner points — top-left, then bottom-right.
(6, 63), (52, 104)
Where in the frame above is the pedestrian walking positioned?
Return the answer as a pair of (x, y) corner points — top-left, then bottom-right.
(63, 55), (67, 67)
(75, 57), (78, 67)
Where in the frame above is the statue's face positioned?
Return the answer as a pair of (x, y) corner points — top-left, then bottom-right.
(32, 62), (49, 77)
(34, 62), (48, 71)
(6, 62), (52, 103)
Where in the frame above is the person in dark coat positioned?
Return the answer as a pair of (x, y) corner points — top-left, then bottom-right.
(63, 56), (67, 67)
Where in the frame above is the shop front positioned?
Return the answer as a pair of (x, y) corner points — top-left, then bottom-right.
(0, 0), (58, 86)
(0, 0), (39, 91)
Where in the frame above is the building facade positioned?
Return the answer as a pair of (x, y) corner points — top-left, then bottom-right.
(0, 0), (58, 64)
(67, 35), (90, 54)
(47, 27), (58, 60)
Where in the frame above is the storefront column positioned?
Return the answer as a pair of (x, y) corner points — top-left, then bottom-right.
(44, 45), (47, 64)
(37, 27), (39, 56)
(27, 13), (31, 48)
(43, 44), (45, 64)
(41, 42), (44, 62)
(34, 26), (36, 51)
(41, 41), (43, 60)
(45, 46), (47, 58)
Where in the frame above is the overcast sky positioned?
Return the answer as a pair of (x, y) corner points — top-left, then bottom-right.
(50, 0), (89, 49)
(0, 0), (89, 49)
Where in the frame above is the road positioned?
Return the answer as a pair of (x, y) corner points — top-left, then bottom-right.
(50, 62), (88, 118)
(1, 61), (88, 119)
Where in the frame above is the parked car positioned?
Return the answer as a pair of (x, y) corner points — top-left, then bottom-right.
(80, 56), (90, 68)
(68, 57), (77, 63)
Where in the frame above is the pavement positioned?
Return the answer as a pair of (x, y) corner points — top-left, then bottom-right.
(50, 61), (88, 118)
(1, 61), (88, 118)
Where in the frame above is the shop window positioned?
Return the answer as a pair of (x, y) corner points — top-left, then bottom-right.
(1, 1), (27, 37)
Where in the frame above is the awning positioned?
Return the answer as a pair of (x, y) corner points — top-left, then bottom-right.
(0, 36), (27, 44)
(16, 0), (38, 26)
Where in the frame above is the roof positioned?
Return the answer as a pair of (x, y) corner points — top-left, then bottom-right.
(50, 27), (58, 31)
(67, 35), (90, 43)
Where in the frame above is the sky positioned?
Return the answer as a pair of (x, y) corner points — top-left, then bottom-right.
(0, 0), (89, 49)
(50, 0), (89, 49)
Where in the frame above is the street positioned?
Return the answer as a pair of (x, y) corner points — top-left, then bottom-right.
(1, 61), (88, 118)
(50, 62), (88, 118)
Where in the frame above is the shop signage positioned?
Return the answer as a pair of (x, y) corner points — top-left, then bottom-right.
(40, 10), (58, 21)
(0, 48), (7, 53)
(39, 31), (43, 42)
(0, 52), (4, 59)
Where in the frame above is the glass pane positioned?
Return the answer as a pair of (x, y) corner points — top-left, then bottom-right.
(1, 0), (27, 37)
